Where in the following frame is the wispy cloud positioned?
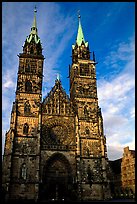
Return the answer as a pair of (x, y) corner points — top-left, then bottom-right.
(103, 39), (134, 67)
(93, 2), (130, 34)
(97, 38), (135, 160)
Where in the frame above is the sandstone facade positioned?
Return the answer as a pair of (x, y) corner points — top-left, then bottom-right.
(2, 10), (111, 201)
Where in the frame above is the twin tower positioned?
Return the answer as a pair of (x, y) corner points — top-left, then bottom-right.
(2, 9), (111, 201)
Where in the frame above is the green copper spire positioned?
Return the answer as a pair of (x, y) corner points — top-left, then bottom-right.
(31, 6), (37, 35)
(76, 14), (85, 46)
(26, 6), (40, 44)
(72, 12), (88, 49)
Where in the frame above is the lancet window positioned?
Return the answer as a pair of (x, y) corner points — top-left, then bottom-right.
(23, 123), (29, 134)
(25, 64), (31, 72)
(25, 81), (32, 92)
(24, 101), (31, 115)
(20, 163), (27, 180)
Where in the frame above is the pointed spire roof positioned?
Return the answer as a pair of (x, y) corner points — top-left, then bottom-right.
(76, 14), (85, 46)
(31, 6), (37, 35)
(72, 12), (88, 49)
(26, 6), (41, 44)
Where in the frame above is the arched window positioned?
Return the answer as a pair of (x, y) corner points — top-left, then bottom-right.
(85, 126), (90, 135)
(80, 67), (83, 75)
(84, 105), (89, 116)
(25, 64), (31, 72)
(25, 81), (32, 92)
(23, 123), (29, 134)
(24, 101), (31, 115)
(20, 163), (27, 180)
(86, 147), (90, 157)
(30, 47), (34, 54)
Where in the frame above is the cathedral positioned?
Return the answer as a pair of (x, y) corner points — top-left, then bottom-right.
(2, 8), (112, 202)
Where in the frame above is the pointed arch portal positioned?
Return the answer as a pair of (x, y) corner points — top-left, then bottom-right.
(39, 153), (76, 201)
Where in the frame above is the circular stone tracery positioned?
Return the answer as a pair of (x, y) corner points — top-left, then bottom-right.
(42, 124), (68, 145)
(48, 125), (68, 144)
(42, 118), (74, 146)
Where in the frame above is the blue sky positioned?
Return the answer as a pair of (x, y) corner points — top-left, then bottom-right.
(2, 2), (135, 160)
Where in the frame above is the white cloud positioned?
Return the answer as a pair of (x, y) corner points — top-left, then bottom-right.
(103, 39), (135, 67)
(107, 145), (123, 161)
(97, 39), (135, 160)
(107, 137), (135, 161)
(130, 107), (135, 119)
(2, 70), (16, 89)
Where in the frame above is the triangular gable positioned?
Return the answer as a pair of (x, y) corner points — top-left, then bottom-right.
(42, 79), (73, 115)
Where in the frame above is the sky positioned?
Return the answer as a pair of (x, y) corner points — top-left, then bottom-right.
(2, 2), (135, 160)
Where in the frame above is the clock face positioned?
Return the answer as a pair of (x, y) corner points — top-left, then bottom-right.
(42, 125), (68, 145)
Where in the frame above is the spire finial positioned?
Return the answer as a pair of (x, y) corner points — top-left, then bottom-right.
(77, 10), (81, 19)
(57, 73), (60, 81)
(34, 5), (37, 13)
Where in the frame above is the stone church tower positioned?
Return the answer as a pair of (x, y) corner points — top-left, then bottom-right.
(2, 9), (111, 201)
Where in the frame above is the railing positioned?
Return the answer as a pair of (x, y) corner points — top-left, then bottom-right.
(41, 144), (76, 151)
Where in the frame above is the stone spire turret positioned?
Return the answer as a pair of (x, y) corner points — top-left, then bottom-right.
(22, 6), (43, 55)
(72, 12), (90, 62)
(76, 13), (88, 47)
(26, 6), (40, 44)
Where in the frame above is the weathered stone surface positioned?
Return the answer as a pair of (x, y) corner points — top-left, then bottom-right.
(2, 13), (111, 202)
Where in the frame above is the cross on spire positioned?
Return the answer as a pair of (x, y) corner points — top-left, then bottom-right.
(31, 5), (37, 34)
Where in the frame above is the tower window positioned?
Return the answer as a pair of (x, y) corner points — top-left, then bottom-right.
(25, 64), (31, 72)
(85, 126), (90, 135)
(30, 47), (34, 54)
(23, 123), (29, 134)
(85, 67), (89, 76)
(25, 81), (32, 92)
(80, 65), (84, 76)
(84, 105), (89, 116)
(80, 63), (89, 76)
(20, 163), (27, 180)
(24, 101), (31, 115)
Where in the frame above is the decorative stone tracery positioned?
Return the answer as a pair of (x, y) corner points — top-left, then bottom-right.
(42, 117), (74, 147)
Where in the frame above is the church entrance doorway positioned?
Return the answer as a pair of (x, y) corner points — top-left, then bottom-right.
(39, 153), (76, 201)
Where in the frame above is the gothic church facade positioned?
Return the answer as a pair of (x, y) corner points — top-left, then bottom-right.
(2, 9), (111, 201)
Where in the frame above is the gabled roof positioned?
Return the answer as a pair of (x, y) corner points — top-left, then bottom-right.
(43, 79), (70, 105)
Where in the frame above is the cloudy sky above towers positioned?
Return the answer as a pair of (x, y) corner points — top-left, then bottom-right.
(2, 2), (135, 160)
